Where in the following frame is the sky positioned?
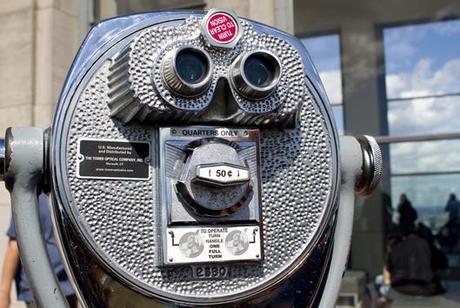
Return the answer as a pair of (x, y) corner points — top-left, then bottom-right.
(384, 20), (460, 76)
(301, 20), (460, 211)
(301, 35), (342, 104)
(301, 35), (344, 134)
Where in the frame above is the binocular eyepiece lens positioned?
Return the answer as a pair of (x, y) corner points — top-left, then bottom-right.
(244, 55), (271, 87)
(176, 49), (208, 84)
(162, 47), (281, 101)
(162, 47), (212, 97)
(231, 51), (281, 100)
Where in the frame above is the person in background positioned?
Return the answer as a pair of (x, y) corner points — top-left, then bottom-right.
(385, 196), (446, 297)
(0, 194), (77, 308)
(385, 225), (444, 296)
(438, 222), (460, 254)
(445, 193), (460, 222)
(397, 194), (417, 233)
(437, 193), (460, 254)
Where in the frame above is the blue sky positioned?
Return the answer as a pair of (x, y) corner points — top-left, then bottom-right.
(384, 20), (460, 75)
(302, 19), (460, 138)
(302, 34), (344, 134)
(301, 35), (341, 72)
(301, 35), (342, 105)
(384, 19), (460, 138)
(301, 20), (460, 211)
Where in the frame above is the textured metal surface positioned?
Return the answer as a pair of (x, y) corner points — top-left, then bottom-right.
(51, 202), (334, 307)
(107, 16), (305, 127)
(50, 11), (340, 306)
(63, 63), (334, 300)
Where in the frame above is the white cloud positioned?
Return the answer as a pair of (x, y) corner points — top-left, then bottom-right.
(387, 55), (460, 180)
(386, 58), (460, 99)
(385, 25), (427, 43)
(391, 140), (460, 174)
(386, 40), (416, 59)
(388, 95), (460, 136)
(433, 20), (460, 36)
(318, 70), (342, 104)
(384, 20), (460, 209)
(390, 139), (460, 210)
(386, 56), (460, 137)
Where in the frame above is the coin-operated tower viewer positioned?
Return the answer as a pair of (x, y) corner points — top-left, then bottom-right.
(0, 9), (382, 308)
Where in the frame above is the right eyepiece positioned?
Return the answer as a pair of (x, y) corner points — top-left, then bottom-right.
(230, 50), (282, 100)
(162, 46), (213, 98)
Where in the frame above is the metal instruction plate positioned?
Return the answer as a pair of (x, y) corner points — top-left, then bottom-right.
(77, 139), (150, 180)
(165, 225), (261, 265)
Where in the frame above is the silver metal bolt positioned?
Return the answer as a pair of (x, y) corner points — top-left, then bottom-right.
(355, 135), (382, 196)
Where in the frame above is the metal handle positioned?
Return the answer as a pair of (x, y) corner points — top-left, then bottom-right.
(3, 128), (68, 308)
(318, 136), (363, 308)
(319, 135), (383, 308)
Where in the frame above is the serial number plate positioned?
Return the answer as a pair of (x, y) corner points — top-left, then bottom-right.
(191, 265), (229, 279)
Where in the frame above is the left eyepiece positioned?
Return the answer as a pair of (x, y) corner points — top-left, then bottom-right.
(162, 47), (213, 97)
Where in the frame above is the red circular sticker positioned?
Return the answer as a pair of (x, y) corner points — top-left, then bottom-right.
(206, 12), (238, 44)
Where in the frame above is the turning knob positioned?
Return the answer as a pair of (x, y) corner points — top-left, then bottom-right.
(355, 135), (382, 196)
(176, 139), (253, 217)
